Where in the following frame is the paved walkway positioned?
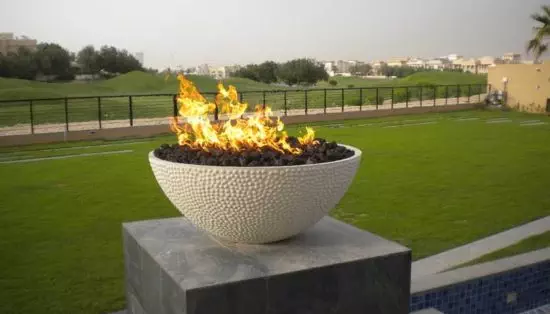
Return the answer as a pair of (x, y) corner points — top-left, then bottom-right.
(411, 216), (550, 279)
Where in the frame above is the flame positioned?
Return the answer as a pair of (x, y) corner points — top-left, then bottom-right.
(171, 75), (316, 154)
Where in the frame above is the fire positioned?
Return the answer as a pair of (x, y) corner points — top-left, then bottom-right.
(170, 75), (316, 154)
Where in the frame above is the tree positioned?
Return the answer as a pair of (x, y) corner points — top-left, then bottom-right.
(349, 63), (372, 76)
(77, 45), (100, 74)
(34, 43), (72, 79)
(527, 5), (550, 61)
(9, 47), (38, 80)
(96, 45), (142, 74)
(276, 58), (328, 86)
(257, 61), (278, 84)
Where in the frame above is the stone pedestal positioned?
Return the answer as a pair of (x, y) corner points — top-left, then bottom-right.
(123, 217), (411, 314)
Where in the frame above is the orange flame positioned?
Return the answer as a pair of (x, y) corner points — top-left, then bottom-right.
(171, 75), (316, 154)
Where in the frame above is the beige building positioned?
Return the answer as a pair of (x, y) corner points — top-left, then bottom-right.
(502, 53), (521, 64)
(488, 62), (550, 113)
(477, 56), (503, 74)
(386, 57), (409, 67)
(0, 33), (37, 55)
(452, 58), (479, 73)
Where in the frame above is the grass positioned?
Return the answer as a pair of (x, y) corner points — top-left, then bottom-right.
(456, 231), (550, 268)
(1, 109), (548, 313)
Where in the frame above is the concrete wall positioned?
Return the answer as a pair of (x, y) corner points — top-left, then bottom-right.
(0, 103), (481, 147)
(488, 62), (550, 113)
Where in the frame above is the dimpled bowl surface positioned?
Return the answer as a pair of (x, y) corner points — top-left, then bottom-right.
(149, 145), (361, 243)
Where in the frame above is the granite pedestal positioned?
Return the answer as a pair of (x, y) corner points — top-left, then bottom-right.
(123, 217), (411, 314)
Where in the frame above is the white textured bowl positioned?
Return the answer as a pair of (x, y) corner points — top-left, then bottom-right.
(149, 145), (361, 243)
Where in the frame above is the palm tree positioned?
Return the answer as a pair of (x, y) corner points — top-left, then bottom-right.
(527, 5), (550, 61)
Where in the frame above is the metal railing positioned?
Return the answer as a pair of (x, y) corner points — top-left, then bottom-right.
(0, 84), (489, 136)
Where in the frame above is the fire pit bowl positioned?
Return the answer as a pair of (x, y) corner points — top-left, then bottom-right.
(149, 144), (361, 243)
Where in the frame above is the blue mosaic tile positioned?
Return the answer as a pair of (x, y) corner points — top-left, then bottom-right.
(411, 260), (550, 314)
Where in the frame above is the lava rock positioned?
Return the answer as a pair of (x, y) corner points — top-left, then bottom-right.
(154, 138), (355, 167)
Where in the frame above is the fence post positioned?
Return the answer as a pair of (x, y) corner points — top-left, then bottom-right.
(323, 89), (327, 114)
(341, 88), (344, 112)
(391, 87), (394, 110)
(376, 87), (379, 110)
(262, 91), (266, 110)
(304, 90), (308, 115)
(433, 86), (437, 107)
(445, 86), (448, 105)
(359, 88), (363, 111)
(478, 84), (482, 103)
(406, 87), (409, 108)
(283, 91), (288, 116)
(64, 97), (69, 132)
(468, 84), (471, 103)
(97, 97), (102, 129)
(456, 85), (460, 105)
(128, 96), (134, 126)
(172, 94), (178, 117)
(420, 87), (423, 107)
(29, 100), (34, 134)
(239, 92), (243, 103)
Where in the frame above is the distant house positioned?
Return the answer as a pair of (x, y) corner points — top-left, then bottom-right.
(406, 58), (427, 69)
(452, 58), (480, 73)
(477, 56), (503, 74)
(426, 58), (451, 70)
(502, 53), (521, 64)
(386, 57), (409, 67)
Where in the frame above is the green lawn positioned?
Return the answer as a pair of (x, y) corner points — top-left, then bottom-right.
(456, 231), (550, 268)
(1, 109), (548, 313)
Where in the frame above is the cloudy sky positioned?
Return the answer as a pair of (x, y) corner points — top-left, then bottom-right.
(0, 0), (546, 69)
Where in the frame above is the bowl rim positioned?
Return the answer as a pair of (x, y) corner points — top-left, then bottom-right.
(149, 144), (361, 170)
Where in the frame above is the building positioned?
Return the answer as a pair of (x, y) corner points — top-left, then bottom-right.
(0, 32), (37, 55)
(446, 54), (463, 62)
(406, 58), (427, 69)
(452, 58), (479, 73)
(477, 56), (503, 74)
(488, 62), (550, 113)
(370, 60), (386, 75)
(335, 60), (353, 73)
(134, 52), (144, 65)
(196, 64), (210, 75)
(209, 66), (226, 80)
(502, 53), (521, 64)
(386, 57), (409, 67)
(426, 58), (451, 70)
(324, 62), (335, 77)
(224, 64), (242, 76)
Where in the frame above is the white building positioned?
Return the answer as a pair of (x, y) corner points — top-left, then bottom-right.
(447, 54), (463, 62)
(196, 64), (210, 75)
(406, 58), (427, 69)
(502, 53), (521, 64)
(323, 62), (335, 76)
(209, 66), (227, 80)
(426, 58), (451, 70)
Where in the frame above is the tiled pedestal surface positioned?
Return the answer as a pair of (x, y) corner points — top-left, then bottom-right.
(123, 217), (411, 314)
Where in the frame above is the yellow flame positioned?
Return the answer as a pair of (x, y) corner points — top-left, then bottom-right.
(171, 75), (315, 154)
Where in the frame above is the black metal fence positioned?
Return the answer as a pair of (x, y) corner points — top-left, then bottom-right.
(0, 84), (489, 136)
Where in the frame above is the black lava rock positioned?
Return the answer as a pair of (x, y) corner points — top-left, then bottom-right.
(154, 138), (354, 167)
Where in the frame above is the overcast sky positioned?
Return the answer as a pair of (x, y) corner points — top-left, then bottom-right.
(0, 0), (546, 69)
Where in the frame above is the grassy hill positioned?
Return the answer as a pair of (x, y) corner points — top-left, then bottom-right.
(0, 71), (487, 101)
(0, 71), (277, 100)
(316, 71), (487, 88)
